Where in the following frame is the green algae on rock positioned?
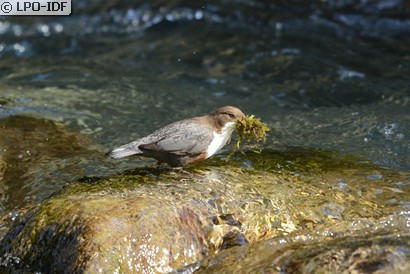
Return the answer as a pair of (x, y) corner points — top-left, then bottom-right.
(1, 147), (409, 273)
(227, 115), (270, 160)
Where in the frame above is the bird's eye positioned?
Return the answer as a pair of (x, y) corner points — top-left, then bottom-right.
(228, 113), (235, 118)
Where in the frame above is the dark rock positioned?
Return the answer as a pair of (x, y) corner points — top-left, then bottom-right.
(0, 115), (101, 237)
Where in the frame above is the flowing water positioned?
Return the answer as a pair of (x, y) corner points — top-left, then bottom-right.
(0, 0), (409, 272)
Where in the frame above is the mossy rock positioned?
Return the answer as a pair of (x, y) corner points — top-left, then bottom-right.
(1, 148), (409, 273)
(188, 225), (410, 273)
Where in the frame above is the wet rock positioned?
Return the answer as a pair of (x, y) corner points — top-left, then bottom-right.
(0, 173), (223, 273)
(1, 186), (209, 273)
(0, 148), (409, 273)
(187, 219), (410, 273)
(0, 115), (101, 229)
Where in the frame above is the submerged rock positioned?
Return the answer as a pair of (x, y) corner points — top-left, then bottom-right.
(186, 221), (410, 273)
(0, 148), (409, 273)
(0, 115), (101, 238)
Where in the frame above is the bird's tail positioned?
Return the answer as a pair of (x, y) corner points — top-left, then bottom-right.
(108, 142), (141, 159)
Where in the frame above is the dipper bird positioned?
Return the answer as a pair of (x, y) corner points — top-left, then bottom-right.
(108, 106), (245, 167)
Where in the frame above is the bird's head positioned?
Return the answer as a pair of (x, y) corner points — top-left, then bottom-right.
(209, 106), (245, 132)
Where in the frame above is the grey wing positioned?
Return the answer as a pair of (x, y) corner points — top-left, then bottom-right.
(144, 122), (213, 155)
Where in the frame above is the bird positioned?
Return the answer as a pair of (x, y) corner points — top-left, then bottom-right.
(108, 106), (245, 167)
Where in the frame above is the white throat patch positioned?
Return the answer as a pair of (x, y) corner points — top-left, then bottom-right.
(206, 121), (236, 158)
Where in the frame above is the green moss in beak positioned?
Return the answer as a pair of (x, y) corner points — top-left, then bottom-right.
(227, 115), (270, 160)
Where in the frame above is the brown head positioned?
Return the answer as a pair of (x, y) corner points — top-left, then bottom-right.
(207, 106), (245, 132)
